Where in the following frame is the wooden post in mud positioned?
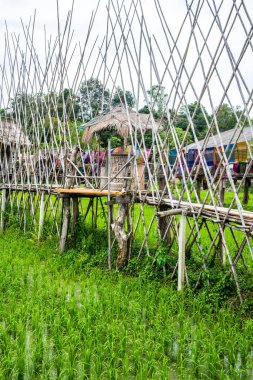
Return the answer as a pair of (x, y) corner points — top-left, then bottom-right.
(0, 189), (7, 233)
(158, 204), (171, 243)
(72, 197), (79, 236)
(219, 178), (225, 206)
(112, 196), (133, 270)
(196, 177), (202, 201)
(59, 146), (79, 253)
(243, 177), (250, 204)
(59, 196), (71, 253)
(111, 150), (133, 270)
(178, 210), (187, 291)
(38, 191), (45, 240)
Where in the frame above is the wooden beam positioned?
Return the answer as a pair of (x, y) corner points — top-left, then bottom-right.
(157, 208), (187, 217)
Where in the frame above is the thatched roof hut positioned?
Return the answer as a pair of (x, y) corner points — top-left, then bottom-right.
(82, 105), (158, 144)
(0, 120), (30, 146)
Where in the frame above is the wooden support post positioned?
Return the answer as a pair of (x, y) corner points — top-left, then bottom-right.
(38, 191), (45, 241)
(59, 197), (71, 253)
(0, 189), (7, 233)
(72, 197), (79, 236)
(111, 151), (133, 270)
(59, 146), (79, 252)
(158, 205), (171, 244)
(113, 201), (131, 270)
(196, 177), (201, 201)
(178, 210), (187, 291)
(243, 178), (250, 204)
(219, 178), (225, 205)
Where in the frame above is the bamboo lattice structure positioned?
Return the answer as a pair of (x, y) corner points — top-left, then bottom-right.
(0, 0), (253, 302)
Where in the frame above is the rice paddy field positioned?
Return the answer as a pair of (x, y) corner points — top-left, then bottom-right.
(0, 229), (252, 379)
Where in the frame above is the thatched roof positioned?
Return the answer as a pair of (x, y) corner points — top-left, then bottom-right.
(82, 105), (158, 143)
(0, 120), (30, 146)
(187, 125), (253, 150)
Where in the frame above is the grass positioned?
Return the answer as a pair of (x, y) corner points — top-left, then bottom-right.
(0, 229), (252, 379)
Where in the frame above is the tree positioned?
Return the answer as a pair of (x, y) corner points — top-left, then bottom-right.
(139, 85), (167, 119)
(160, 127), (193, 149)
(53, 88), (80, 122)
(79, 77), (110, 121)
(112, 86), (135, 108)
(174, 101), (210, 139)
(216, 104), (237, 132)
(215, 104), (250, 133)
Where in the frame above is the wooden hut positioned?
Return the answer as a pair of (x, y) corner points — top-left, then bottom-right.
(186, 125), (253, 203)
(186, 125), (253, 173)
(82, 105), (158, 191)
(0, 120), (30, 182)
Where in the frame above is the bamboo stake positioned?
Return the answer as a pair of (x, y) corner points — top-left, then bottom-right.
(178, 210), (187, 291)
(107, 139), (112, 270)
(0, 189), (7, 233)
(38, 191), (45, 241)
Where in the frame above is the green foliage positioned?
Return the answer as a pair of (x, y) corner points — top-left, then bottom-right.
(216, 103), (249, 132)
(174, 101), (210, 139)
(112, 86), (135, 107)
(78, 77), (110, 121)
(0, 229), (252, 379)
(216, 103), (237, 132)
(138, 85), (167, 119)
(160, 127), (193, 148)
(10, 88), (80, 145)
(98, 129), (122, 148)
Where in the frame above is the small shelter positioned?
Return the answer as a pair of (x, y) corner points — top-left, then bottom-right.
(0, 120), (31, 181)
(82, 105), (158, 191)
(82, 105), (158, 144)
(185, 125), (253, 174)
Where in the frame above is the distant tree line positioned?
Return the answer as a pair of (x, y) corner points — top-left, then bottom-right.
(1, 78), (250, 149)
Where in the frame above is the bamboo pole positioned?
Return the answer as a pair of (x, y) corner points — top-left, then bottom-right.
(107, 139), (112, 270)
(38, 191), (45, 241)
(59, 147), (79, 252)
(0, 189), (7, 233)
(72, 197), (79, 236)
(59, 197), (71, 253)
(178, 210), (187, 291)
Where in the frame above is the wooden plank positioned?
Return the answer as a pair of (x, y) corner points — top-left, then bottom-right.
(54, 187), (125, 197)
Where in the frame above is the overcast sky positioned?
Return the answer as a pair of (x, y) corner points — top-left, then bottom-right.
(0, 0), (252, 114)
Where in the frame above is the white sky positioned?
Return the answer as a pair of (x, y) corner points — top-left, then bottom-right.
(0, 0), (253, 115)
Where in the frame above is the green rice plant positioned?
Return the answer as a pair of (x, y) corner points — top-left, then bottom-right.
(0, 229), (252, 379)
